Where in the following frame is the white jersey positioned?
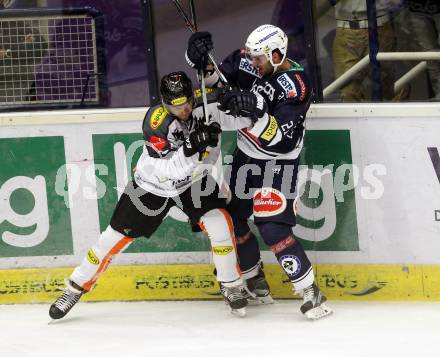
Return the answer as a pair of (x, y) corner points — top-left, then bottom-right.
(134, 91), (251, 197)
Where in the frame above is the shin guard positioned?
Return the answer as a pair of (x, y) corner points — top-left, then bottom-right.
(199, 209), (242, 284)
(70, 225), (134, 291)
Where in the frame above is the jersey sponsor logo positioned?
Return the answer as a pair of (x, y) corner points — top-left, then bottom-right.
(194, 88), (214, 98)
(212, 246), (233, 255)
(294, 74), (307, 101)
(255, 94), (265, 111)
(149, 136), (168, 151)
(277, 73), (297, 98)
(238, 129), (279, 158)
(87, 249), (100, 265)
(251, 82), (275, 101)
(150, 107), (168, 129)
(253, 188), (287, 217)
(239, 58), (260, 78)
(278, 254), (301, 278)
(171, 175), (192, 188)
(260, 115), (278, 142)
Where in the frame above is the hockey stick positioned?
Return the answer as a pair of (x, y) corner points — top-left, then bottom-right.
(170, 0), (211, 121)
(171, 0), (212, 163)
(188, 0), (197, 35)
(171, 0), (228, 86)
(170, 0), (209, 123)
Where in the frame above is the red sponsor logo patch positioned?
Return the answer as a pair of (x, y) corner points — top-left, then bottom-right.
(253, 188), (287, 217)
(287, 90), (297, 98)
(149, 136), (167, 151)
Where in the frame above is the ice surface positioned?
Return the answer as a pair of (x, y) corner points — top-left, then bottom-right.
(1, 300), (439, 357)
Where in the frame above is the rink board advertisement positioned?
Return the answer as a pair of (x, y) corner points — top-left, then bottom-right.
(1, 105), (440, 302)
(2, 263), (440, 304)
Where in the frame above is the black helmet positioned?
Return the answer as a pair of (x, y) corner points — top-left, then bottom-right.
(160, 71), (194, 106)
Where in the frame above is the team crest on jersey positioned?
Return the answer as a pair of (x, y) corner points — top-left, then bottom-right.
(277, 73), (297, 98)
(239, 58), (260, 78)
(150, 107), (167, 129)
(253, 188), (287, 217)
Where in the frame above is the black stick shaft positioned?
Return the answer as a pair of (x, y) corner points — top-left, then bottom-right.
(171, 0), (228, 85)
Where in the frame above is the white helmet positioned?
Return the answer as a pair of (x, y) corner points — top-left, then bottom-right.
(245, 24), (288, 72)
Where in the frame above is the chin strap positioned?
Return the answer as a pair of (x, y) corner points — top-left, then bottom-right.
(269, 52), (287, 74)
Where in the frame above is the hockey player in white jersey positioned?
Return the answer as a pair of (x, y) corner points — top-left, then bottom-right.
(185, 25), (332, 319)
(49, 71), (251, 320)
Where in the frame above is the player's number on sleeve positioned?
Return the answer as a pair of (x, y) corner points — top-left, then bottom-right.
(281, 121), (294, 139)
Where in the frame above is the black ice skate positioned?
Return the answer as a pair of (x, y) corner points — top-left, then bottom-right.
(219, 282), (248, 317)
(242, 269), (274, 305)
(300, 283), (332, 320)
(49, 279), (84, 320)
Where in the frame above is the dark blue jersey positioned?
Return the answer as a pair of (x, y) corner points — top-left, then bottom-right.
(218, 50), (312, 159)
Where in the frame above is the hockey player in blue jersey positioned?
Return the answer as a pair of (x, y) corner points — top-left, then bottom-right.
(185, 24), (332, 319)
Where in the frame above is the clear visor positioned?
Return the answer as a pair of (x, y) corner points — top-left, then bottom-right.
(245, 47), (268, 64)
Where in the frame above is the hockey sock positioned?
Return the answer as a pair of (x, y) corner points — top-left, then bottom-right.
(259, 222), (314, 291)
(235, 231), (261, 279)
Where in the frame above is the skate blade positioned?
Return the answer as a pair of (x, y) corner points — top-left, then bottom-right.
(229, 307), (247, 317)
(247, 294), (274, 306)
(304, 303), (333, 320)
